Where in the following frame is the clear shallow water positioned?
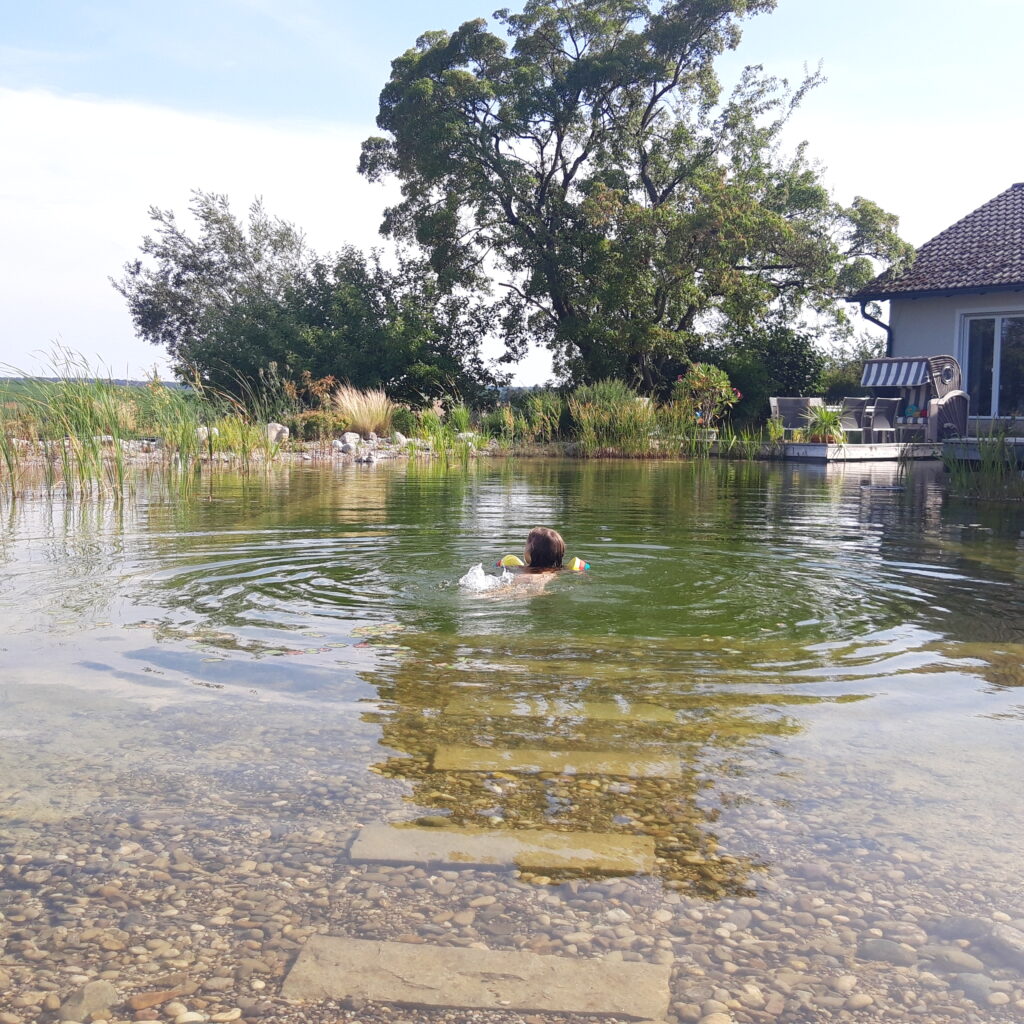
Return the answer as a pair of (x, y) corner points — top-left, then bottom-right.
(2, 458), (1023, 1021)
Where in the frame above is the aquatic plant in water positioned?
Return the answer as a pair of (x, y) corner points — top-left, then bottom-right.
(943, 431), (1024, 500)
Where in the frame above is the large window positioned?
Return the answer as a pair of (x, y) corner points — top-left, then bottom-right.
(965, 315), (1024, 417)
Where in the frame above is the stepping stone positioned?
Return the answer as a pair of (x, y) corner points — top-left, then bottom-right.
(349, 824), (655, 874)
(434, 745), (681, 778)
(445, 695), (679, 723)
(282, 935), (671, 1020)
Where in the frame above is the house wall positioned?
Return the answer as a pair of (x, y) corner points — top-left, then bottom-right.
(889, 290), (1024, 358)
(889, 289), (1024, 434)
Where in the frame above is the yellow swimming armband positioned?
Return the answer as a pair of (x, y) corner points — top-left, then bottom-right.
(496, 554), (589, 570)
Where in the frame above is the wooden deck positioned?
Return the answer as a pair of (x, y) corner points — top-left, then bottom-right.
(706, 440), (943, 462)
(779, 441), (942, 462)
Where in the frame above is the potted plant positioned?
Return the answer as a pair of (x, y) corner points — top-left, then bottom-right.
(803, 405), (845, 443)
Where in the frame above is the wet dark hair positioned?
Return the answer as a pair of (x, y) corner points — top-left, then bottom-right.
(524, 527), (565, 569)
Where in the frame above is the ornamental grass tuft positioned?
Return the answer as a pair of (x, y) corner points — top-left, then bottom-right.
(332, 385), (396, 437)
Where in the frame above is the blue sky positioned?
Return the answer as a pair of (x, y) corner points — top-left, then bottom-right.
(3, 0), (1023, 381)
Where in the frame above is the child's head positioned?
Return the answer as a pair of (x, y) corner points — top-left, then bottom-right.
(524, 526), (565, 568)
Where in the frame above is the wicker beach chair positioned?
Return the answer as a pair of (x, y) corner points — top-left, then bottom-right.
(859, 356), (969, 441)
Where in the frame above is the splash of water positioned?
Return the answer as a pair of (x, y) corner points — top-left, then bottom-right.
(458, 563), (513, 592)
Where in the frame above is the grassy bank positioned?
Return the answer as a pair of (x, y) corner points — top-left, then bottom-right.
(0, 363), (284, 496)
(0, 363), (781, 496)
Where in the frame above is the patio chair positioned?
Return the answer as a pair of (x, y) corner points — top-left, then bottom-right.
(838, 397), (868, 443)
(865, 397), (900, 443)
(769, 396), (823, 438)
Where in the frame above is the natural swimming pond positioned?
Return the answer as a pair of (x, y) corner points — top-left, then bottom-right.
(1, 458), (1023, 1024)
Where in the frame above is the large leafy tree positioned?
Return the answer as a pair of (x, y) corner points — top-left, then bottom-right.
(360, 0), (913, 389)
(114, 190), (503, 404)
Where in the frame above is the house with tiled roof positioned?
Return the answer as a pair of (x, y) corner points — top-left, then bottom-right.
(850, 182), (1024, 425)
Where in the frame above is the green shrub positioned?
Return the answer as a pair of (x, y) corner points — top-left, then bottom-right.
(285, 409), (346, 440)
(391, 405), (417, 438)
(819, 333), (884, 402)
(671, 363), (739, 428)
(714, 325), (825, 422)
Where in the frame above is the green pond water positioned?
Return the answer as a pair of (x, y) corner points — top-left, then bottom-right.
(1, 457), (1023, 1017)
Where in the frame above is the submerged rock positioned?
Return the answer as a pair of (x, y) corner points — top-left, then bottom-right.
(59, 980), (120, 1021)
(856, 937), (916, 965)
(988, 923), (1024, 969)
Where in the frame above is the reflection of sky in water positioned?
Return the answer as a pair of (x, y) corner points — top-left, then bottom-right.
(2, 460), (1024, 892)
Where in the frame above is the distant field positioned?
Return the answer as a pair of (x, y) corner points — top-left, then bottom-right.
(0, 377), (186, 391)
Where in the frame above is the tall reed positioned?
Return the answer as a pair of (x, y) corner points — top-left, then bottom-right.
(568, 380), (656, 456)
(713, 425), (767, 461)
(0, 350), (275, 497)
(523, 390), (565, 443)
(480, 406), (526, 450)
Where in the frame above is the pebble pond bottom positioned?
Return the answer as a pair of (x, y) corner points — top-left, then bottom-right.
(1, 459), (1023, 1024)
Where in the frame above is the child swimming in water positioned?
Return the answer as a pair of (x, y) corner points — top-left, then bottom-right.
(496, 527), (588, 574)
(493, 527), (564, 590)
(523, 526), (565, 569)
(462, 528), (584, 595)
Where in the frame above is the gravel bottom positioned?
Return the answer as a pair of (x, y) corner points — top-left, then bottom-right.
(2, 730), (1023, 1024)
(1, 635), (1022, 1024)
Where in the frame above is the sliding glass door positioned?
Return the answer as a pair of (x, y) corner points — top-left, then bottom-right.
(966, 315), (1024, 417)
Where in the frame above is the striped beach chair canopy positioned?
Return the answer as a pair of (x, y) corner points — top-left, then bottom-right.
(860, 358), (931, 388)
(860, 355), (962, 394)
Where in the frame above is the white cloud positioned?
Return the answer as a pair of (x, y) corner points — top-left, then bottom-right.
(0, 88), (394, 378)
(782, 107), (1024, 248)
(0, 87), (553, 384)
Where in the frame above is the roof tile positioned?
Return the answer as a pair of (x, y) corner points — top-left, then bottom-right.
(851, 182), (1024, 299)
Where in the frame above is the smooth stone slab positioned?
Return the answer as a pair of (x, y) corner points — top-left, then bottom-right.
(282, 935), (671, 1020)
(434, 745), (681, 778)
(445, 696), (679, 723)
(349, 824), (656, 873)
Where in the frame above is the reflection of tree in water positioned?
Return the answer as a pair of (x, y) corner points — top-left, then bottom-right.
(358, 629), (862, 898)
(933, 640), (1024, 690)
